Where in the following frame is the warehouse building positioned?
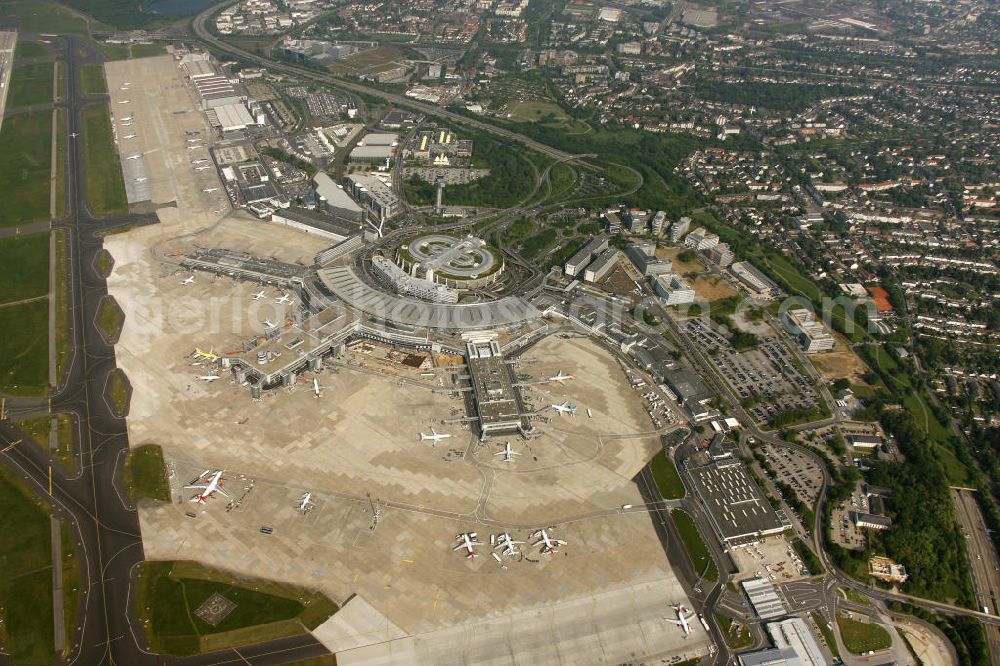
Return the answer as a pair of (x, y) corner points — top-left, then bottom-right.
(206, 102), (256, 132)
(688, 459), (785, 545)
(781, 308), (835, 353)
(269, 208), (363, 242)
(564, 234), (608, 277)
(740, 578), (787, 620)
(313, 172), (364, 222)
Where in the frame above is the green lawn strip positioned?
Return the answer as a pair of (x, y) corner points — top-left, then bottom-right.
(792, 538), (824, 575)
(56, 413), (75, 473)
(82, 103), (127, 217)
(6, 62), (55, 108)
(0, 110), (54, 228)
(811, 612), (841, 660)
(80, 63), (106, 96)
(836, 613), (893, 655)
(137, 560), (338, 657)
(15, 40), (53, 59)
(60, 520), (80, 654)
(121, 444), (170, 502)
(56, 109), (66, 217)
(55, 61), (65, 103)
(670, 509), (719, 581)
(98, 297), (123, 341)
(0, 466), (55, 665)
(0, 300), (50, 395)
(130, 43), (167, 58)
(55, 229), (69, 380)
(16, 416), (51, 450)
(650, 450), (685, 499)
(0, 232), (50, 303)
(108, 369), (129, 415)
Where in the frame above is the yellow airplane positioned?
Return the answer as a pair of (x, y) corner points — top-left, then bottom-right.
(193, 347), (218, 362)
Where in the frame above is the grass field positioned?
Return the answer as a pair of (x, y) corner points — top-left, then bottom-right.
(108, 369), (129, 416)
(82, 103), (127, 217)
(715, 613), (753, 649)
(837, 613), (892, 654)
(60, 521), (80, 651)
(80, 63), (106, 96)
(0, 232), (50, 304)
(15, 41), (53, 58)
(98, 296), (123, 341)
(15, 414), (75, 472)
(0, 0), (90, 34)
(0, 466), (55, 666)
(55, 61), (65, 103)
(122, 444), (170, 502)
(650, 450), (685, 499)
(812, 612), (841, 659)
(137, 560), (338, 656)
(55, 229), (69, 381)
(6, 62), (55, 109)
(96, 249), (114, 277)
(0, 299), (50, 395)
(0, 110), (54, 228)
(508, 100), (570, 124)
(670, 509), (719, 581)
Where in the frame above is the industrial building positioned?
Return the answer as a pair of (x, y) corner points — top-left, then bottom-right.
(220, 161), (285, 208)
(653, 273), (696, 306)
(349, 133), (398, 164)
(345, 173), (400, 223)
(268, 208), (363, 243)
(663, 366), (716, 421)
(688, 459), (785, 545)
(464, 339), (531, 437)
(371, 255), (458, 304)
(738, 617), (825, 666)
(206, 103), (257, 132)
(740, 578), (787, 620)
(564, 234), (609, 277)
(583, 248), (620, 283)
(731, 262), (781, 299)
(313, 172), (364, 222)
(781, 308), (835, 353)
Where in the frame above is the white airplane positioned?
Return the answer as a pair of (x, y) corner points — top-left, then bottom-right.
(120, 115), (133, 121)
(69, 132), (78, 138)
(420, 428), (451, 443)
(531, 528), (567, 555)
(297, 492), (315, 512)
(197, 374), (221, 382)
(493, 533), (524, 558)
(185, 470), (230, 504)
(551, 401), (577, 416)
(187, 138), (201, 143)
(312, 378), (324, 398)
(123, 134), (136, 139)
(193, 347), (218, 361)
(549, 371), (574, 384)
(203, 187), (219, 193)
(666, 605), (695, 637)
(453, 532), (483, 559)
(251, 290), (266, 301)
(262, 318), (275, 329)
(126, 154), (142, 160)
(275, 293), (292, 305)
(180, 275), (195, 285)
(195, 166), (210, 171)
(494, 442), (520, 462)
(134, 177), (148, 183)
(191, 159), (208, 164)
(117, 100), (130, 104)
(187, 145), (202, 151)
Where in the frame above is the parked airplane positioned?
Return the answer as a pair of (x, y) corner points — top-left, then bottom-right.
(180, 275), (195, 285)
(126, 154), (142, 160)
(420, 428), (451, 442)
(275, 293), (292, 304)
(185, 470), (230, 504)
(494, 442), (520, 462)
(549, 371), (574, 384)
(193, 347), (218, 361)
(453, 532), (483, 559)
(191, 159), (208, 164)
(134, 177), (148, 183)
(531, 528), (567, 555)
(195, 166), (210, 171)
(551, 401), (577, 416)
(197, 375), (221, 383)
(187, 145), (202, 150)
(187, 138), (201, 143)
(251, 290), (266, 301)
(203, 187), (219, 193)
(123, 134), (136, 139)
(262, 319), (275, 329)
(297, 492), (315, 512)
(120, 115), (133, 121)
(666, 605), (695, 637)
(312, 378), (324, 398)
(117, 100), (130, 104)
(494, 533), (524, 558)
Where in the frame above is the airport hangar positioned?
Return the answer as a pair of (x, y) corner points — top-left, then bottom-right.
(184, 243), (544, 439)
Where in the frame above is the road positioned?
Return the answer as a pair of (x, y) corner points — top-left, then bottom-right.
(952, 487), (1000, 659)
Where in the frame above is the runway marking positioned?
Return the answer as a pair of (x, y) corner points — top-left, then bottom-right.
(433, 589), (442, 611)
(2, 438), (22, 452)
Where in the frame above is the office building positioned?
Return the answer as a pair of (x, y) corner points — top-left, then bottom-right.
(781, 308), (835, 353)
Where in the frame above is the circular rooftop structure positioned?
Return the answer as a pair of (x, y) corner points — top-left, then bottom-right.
(397, 234), (503, 289)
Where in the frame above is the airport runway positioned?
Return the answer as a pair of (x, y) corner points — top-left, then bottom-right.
(0, 33), (333, 666)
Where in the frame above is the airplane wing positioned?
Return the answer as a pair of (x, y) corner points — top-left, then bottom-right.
(184, 483), (209, 490)
(217, 486), (232, 498)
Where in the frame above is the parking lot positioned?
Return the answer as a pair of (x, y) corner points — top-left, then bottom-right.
(683, 320), (820, 424)
(730, 536), (808, 583)
(762, 444), (823, 505)
(830, 482), (869, 551)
